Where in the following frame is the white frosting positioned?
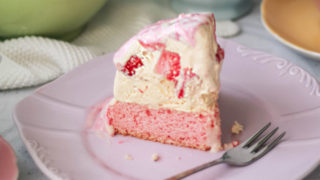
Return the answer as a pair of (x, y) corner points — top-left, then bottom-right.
(114, 13), (216, 61)
(113, 14), (222, 112)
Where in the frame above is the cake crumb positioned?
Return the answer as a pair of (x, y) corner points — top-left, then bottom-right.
(151, 153), (160, 161)
(124, 154), (133, 160)
(223, 140), (240, 150)
(231, 121), (244, 134)
(176, 156), (181, 160)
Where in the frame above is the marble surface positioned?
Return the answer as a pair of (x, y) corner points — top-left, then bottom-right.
(1, 0), (320, 179)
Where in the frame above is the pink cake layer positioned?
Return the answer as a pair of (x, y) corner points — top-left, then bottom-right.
(106, 101), (221, 151)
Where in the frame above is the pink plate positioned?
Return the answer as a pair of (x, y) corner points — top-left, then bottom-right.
(14, 39), (320, 180)
(0, 136), (18, 180)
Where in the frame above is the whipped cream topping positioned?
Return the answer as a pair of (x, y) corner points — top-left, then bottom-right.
(114, 13), (216, 61)
(112, 13), (223, 113)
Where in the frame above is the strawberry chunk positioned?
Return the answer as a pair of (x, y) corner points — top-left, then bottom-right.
(177, 68), (198, 99)
(155, 50), (181, 81)
(121, 55), (143, 76)
(216, 45), (224, 63)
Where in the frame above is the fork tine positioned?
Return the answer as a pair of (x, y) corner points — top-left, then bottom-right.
(250, 127), (279, 152)
(241, 122), (271, 147)
(266, 131), (286, 150)
(256, 131), (286, 157)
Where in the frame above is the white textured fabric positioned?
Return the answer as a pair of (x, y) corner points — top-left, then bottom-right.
(0, 37), (94, 89)
(0, 0), (239, 90)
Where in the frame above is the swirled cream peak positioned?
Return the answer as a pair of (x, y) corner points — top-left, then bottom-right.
(112, 13), (224, 112)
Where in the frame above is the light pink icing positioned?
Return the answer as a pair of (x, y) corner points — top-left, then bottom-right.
(114, 13), (216, 61)
(0, 136), (18, 180)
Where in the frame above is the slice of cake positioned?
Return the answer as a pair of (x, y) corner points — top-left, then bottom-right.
(104, 13), (224, 152)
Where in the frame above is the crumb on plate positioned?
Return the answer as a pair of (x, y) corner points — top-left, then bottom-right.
(124, 154), (133, 160)
(151, 153), (160, 161)
(231, 121), (244, 135)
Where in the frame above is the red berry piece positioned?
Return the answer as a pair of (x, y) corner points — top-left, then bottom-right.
(155, 50), (181, 81)
(216, 45), (224, 63)
(177, 68), (198, 99)
(177, 88), (184, 99)
(121, 55), (143, 76)
(232, 140), (240, 147)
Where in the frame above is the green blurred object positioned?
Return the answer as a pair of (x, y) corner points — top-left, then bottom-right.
(0, 0), (107, 41)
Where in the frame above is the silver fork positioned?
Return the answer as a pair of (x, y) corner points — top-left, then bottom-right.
(166, 122), (286, 180)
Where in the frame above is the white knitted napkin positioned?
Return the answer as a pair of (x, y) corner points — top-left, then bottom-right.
(0, 0), (239, 90)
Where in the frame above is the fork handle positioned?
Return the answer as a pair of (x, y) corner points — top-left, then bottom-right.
(166, 157), (224, 180)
